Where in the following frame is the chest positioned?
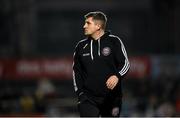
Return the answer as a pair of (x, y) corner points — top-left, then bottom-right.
(79, 40), (114, 64)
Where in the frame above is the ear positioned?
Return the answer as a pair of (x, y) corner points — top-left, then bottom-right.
(96, 24), (101, 30)
(94, 20), (101, 30)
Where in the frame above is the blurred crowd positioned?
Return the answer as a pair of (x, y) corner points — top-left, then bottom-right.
(121, 76), (180, 117)
(0, 78), (77, 117)
(0, 76), (179, 117)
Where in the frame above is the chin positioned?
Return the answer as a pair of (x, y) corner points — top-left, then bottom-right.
(84, 32), (90, 36)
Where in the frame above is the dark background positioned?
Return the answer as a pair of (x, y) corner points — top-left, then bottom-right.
(0, 0), (180, 117)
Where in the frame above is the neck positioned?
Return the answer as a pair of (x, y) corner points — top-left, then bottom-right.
(91, 29), (105, 40)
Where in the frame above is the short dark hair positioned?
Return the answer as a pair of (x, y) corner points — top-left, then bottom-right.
(84, 11), (107, 30)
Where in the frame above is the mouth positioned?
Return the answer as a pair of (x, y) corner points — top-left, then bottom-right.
(84, 30), (88, 33)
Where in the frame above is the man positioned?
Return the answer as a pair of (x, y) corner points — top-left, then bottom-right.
(73, 11), (130, 117)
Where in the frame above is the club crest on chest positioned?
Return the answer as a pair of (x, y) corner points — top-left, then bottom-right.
(102, 47), (111, 56)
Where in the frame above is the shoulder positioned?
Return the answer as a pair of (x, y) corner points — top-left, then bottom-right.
(108, 34), (123, 44)
(75, 38), (88, 49)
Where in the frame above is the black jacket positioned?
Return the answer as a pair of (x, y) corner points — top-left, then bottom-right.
(73, 31), (130, 103)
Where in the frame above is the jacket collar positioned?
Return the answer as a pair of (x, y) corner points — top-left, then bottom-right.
(88, 30), (111, 41)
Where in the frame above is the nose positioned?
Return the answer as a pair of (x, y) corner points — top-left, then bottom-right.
(83, 23), (87, 29)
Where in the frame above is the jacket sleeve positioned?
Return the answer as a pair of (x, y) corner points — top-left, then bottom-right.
(113, 37), (130, 79)
(72, 44), (84, 97)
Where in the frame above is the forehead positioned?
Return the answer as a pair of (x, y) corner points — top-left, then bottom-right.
(85, 17), (94, 23)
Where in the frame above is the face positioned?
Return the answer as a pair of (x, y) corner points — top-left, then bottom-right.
(83, 17), (100, 36)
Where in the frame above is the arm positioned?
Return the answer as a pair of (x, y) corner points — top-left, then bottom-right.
(113, 37), (130, 79)
(72, 44), (84, 97)
(106, 37), (130, 90)
(107, 37), (130, 111)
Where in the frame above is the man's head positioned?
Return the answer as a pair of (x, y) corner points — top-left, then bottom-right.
(83, 11), (107, 36)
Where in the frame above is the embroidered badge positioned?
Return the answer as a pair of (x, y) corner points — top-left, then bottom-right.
(102, 47), (111, 56)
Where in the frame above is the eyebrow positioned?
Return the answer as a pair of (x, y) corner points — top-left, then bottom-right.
(85, 21), (91, 24)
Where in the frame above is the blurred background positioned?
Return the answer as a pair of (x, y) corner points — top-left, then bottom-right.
(0, 0), (180, 117)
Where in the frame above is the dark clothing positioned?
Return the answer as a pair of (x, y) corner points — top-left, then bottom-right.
(78, 93), (122, 117)
(73, 31), (130, 116)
